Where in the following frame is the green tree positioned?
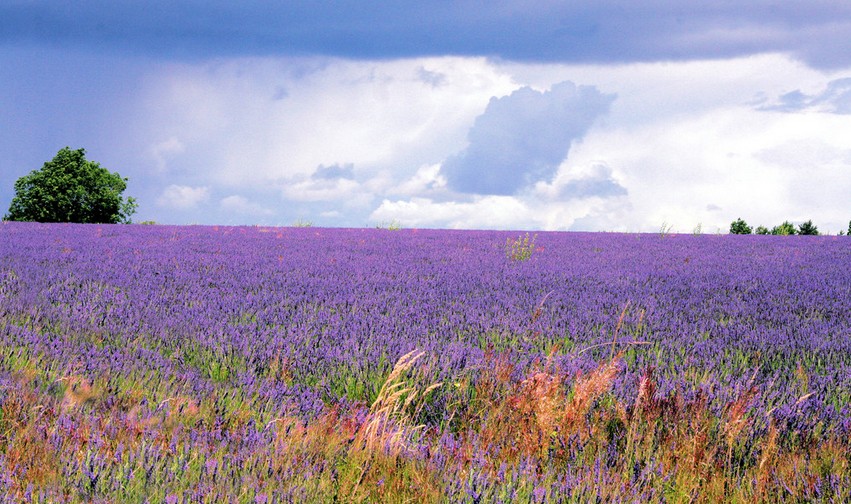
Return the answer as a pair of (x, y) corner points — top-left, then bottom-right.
(4, 147), (137, 224)
(755, 225), (770, 235)
(729, 218), (752, 234)
(771, 221), (797, 236)
(797, 220), (819, 235)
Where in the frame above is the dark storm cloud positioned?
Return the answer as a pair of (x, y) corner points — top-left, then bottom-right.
(2, 2), (851, 68)
(441, 81), (614, 195)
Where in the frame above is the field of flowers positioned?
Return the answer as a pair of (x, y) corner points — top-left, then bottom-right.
(0, 221), (849, 502)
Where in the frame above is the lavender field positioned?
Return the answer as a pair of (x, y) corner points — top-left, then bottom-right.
(1, 221), (849, 502)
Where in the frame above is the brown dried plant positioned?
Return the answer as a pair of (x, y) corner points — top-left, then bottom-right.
(58, 374), (97, 411)
(723, 385), (758, 447)
(519, 371), (562, 437)
(562, 355), (621, 439)
(755, 422), (779, 502)
(722, 382), (759, 490)
(160, 395), (201, 433)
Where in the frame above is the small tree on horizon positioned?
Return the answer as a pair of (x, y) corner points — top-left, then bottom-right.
(754, 225), (770, 235)
(797, 220), (819, 235)
(729, 218), (753, 234)
(4, 147), (137, 224)
(771, 221), (797, 236)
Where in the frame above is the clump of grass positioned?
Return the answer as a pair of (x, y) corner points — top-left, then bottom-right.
(355, 350), (438, 454)
(57, 373), (97, 411)
(505, 232), (537, 261)
(375, 219), (402, 231)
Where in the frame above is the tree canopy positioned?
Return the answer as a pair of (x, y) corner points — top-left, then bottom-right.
(729, 218), (842, 235)
(4, 147), (137, 224)
(797, 220), (819, 235)
(729, 218), (752, 234)
(771, 221), (797, 236)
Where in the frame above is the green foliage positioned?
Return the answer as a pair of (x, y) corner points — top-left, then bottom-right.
(754, 225), (770, 235)
(292, 218), (313, 228)
(729, 218), (752, 235)
(4, 147), (137, 224)
(797, 220), (819, 236)
(375, 219), (402, 231)
(771, 221), (797, 236)
(505, 232), (537, 261)
(659, 221), (674, 237)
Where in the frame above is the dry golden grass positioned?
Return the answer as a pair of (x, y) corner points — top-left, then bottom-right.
(1, 344), (848, 502)
(355, 349), (427, 454)
(58, 374), (97, 411)
(562, 354), (621, 440)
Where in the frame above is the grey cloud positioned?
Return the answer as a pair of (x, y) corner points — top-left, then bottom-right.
(760, 78), (851, 114)
(3, 2), (851, 68)
(417, 67), (447, 87)
(441, 81), (615, 195)
(312, 163), (355, 180)
(556, 165), (627, 200)
(272, 86), (289, 100)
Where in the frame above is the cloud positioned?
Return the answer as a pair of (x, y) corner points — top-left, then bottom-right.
(312, 163), (355, 180)
(148, 137), (185, 173)
(127, 56), (516, 188)
(372, 160), (629, 230)
(370, 191), (630, 231)
(759, 77), (851, 114)
(3, 44), (850, 232)
(156, 185), (209, 209)
(533, 163), (627, 201)
(281, 176), (373, 206)
(370, 196), (530, 230)
(220, 195), (273, 216)
(416, 67), (447, 87)
(389, 164), (447, 197)
(4, 3), (851, 68)
(441, 81), (614, 195)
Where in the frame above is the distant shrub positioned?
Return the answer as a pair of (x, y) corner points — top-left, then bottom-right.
(376, 219), (402, 231)
(754, 225), (770, 235)
(506, 232), (537, 261)
(293, 219), (313, 228)
(771, 221), (797, 235)
(797, 220), (819, 235)
(729, 218), (752, 235)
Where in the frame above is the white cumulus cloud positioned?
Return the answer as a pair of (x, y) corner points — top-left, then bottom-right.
(156, 185), (209, 209)
(220, 195), (274, 216)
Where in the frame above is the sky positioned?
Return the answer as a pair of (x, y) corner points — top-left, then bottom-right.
(2, 2), (850, 232)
